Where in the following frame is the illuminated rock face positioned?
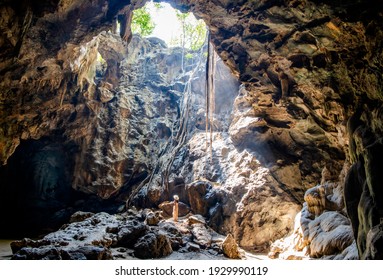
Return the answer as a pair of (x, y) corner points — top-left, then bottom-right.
(1, 0), (383, 259)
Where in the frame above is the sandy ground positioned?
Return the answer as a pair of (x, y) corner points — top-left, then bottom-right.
(0, 240), (13, 260)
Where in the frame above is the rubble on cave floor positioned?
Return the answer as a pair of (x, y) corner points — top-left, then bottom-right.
(9, 209), (256, 260)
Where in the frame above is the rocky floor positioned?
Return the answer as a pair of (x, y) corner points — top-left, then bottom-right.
(8, 209), (252, 260)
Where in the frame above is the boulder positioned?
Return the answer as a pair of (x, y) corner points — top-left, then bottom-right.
(159, 201), (190, 218)
(117, 219), (148, 247)
(188, 214), (206, 225)
(186, 181), (212, 216)
(69, 211), (95, 223)
(222, 234), (241, 259)
(191, 224), (211, 248)
(62, 246), (112, 260)
(134, 231), (173, 259)
(144, 210), (161, 226)
(186, 242), (200, 252)
(159, 222), (183, 250)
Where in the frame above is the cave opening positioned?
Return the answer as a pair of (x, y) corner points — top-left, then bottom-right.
(108, 0), (242, 210)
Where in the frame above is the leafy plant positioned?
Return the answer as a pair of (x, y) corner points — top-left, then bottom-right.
(173, 11), (207, 51)
(131, 6), (155, 36)
(185, 53), (194, 60)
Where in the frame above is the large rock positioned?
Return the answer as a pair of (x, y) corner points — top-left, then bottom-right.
(186, 181), (212, 216)
(133, 231), (173, 259)
(191, 224), (211, 248)
(158, 201), (190, 218)
(159, 221), (183, 250)
(308, 211), (355, 258)
(222, 234), (241, 259)
(117, 219), (149, 247)
(69, 211), (95, 223)
(269, 179), (358, 260)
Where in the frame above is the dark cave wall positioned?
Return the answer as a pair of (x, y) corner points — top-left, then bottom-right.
(0, 137), (75, 237)
(0, 0), (383, 257)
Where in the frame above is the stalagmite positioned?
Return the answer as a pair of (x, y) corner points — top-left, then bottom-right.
(173, 195), (179, 222)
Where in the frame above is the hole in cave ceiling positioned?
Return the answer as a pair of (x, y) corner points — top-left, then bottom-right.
(129, 1), (207, 49)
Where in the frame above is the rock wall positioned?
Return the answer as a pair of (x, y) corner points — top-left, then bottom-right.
(269, 164), (358, 260)
(162, 0), (383, 258)
(1, 0), (383, 258)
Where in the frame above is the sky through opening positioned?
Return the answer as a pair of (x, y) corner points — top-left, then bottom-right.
(134, 1), (207, 49)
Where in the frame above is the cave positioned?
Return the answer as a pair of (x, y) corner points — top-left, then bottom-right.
(1, 0), (383, 260)
(0, 137), (75, 238)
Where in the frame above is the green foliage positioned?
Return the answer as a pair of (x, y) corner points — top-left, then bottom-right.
(131, 6), (155, 37)
(186, 20), (206, 51)
(175, 11), (189, 22)
(185, 53), (194, 60)
(173, 11), (207, 51)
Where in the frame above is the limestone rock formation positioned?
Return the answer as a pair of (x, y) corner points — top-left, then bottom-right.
(222, 234), (241, 259)
(159, 201), (190, 218)
(269, 176), (358, 260)
(134, 231), (173, 259)
(1, 0), (383, 259)
(10, 210), (233, 260)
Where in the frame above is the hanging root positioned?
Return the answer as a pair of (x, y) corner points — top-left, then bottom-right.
(127, 38), (209, 206)
(205, 32), (211, 166)
(209, 39), (216, 161)
(205, 31), (216, 175)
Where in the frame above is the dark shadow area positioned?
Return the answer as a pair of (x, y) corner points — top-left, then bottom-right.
(0, 137), (126, 239)
(0, 137), (75, 238)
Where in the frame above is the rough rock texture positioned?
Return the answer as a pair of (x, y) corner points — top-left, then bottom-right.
(134, 231), (173, 259)
(222, 234), (241, 259)
(10, 210), (233, 260)
(1, 0), (383, 258)
(164, 0), (383, 258)
(11, 212), (119, 260)
(269, 172), (358, 260)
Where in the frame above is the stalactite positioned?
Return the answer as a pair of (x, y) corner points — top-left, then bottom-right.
(119, 8), (133, 43)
